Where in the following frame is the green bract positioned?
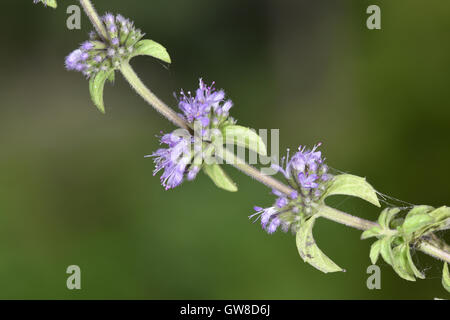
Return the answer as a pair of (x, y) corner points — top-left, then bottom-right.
(203, 163), (238, 192)
(89, 69), (113, 114)
(296, 216), (344, 273)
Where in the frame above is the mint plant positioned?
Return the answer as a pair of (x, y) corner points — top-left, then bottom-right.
(35, 0), (450, 293)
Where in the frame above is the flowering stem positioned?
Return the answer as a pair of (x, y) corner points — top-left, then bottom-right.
(120, 62), (190, 130)
(123, 65), (450, 265)
(79, 0), (108, 41)
(119, 62), (450, 264)
(78, 0), (450, 265)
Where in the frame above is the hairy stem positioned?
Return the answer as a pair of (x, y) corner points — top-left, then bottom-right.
(418, 241), (450, 264)
(78, 0), (450, 265)
(318, 205), (378, 231)
(217, 146), (293, 195)
(120, 62), (190, 130)
(79, 0), (108, 40)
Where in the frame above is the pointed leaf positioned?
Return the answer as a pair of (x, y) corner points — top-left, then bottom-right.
(407, 205), (434, 217)
(402, 213), (434, 235)
(361, 226), (382, 240)
(131, 39), (171, 63)
(222, 125), (267, 156)
(429, 206), (450, 221)
(392, 244), (416, 281)
(203, 163), (237, 192)
(380, 236), (393, 266)
(378, 207), (400, 230)
(323, 174), (380, 207)
(296, 217), (344, 273)
(405, 245), (425, 279)
(89, 70), (112, 114)
(370, 240), (382, 264)
(443, 263), (450, 293)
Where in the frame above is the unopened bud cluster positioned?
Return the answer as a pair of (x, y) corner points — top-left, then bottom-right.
(65, 13), (144, 78)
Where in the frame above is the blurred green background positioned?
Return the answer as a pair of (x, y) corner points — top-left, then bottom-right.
(0, 0), (449, 299)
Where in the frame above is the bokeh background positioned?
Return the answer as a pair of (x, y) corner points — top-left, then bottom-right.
(0, 0), (449, 299)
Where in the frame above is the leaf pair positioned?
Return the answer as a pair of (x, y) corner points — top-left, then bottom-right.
(296, 174), (380, 273)
(89, 40), (171, 113)
(362, 206), (450, 282)
(203, 125), (267, 192)
(367, 237), (424, 281)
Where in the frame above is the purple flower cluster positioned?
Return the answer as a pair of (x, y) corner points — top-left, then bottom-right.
(251, 144), (332, 234)
(65, 13), (144, 78)
(146, 131), (202, 190)
(274, 144), (330, 192)
(148, 80), (236, 190)
(178, 79), (235, 134)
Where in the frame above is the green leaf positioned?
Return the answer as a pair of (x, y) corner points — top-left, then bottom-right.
(36, 0), (57, 8)
(370, 240), (382, 264)
(443, 263), (450, 293)
(222, 125), (267, 156)
(131, 39), (171, 63)
(323, 174), (380, 207)
(405, 244), (425, 279)
(296, 217), (344, 273)
(407, 205), (434, 216)
(378, 207), (401, 230)
(380, 236), (394, 266)
(361, 226), (382, 240)
(429, 206), (450, 221)
(391, 244), (416, 281)
(402, 212), (434, 235)
(89, 70), (112, 114)
(203, 163), (237, 192)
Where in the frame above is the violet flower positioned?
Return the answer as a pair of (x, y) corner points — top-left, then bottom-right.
(148, 79), (237, 190)
(177, 79), (235, 133)
(146, 131), (202, 190)
(251, 144), (332, 234)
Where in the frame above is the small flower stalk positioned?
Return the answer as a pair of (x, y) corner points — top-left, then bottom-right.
(251, 144), (332, 234)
